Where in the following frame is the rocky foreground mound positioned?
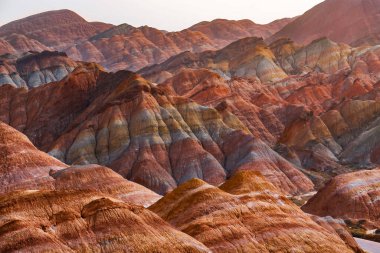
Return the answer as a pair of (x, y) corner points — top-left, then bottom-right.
(150, 171), (363, 252)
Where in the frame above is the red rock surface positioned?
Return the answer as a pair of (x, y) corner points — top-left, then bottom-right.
(0, 10), (291, 72)
(51, 165), (161, 207)
(0, 120), (362, 252)
(0, 9), (113, 50)
(311, 216), (364, 253)
(149, 171), (361, 253)
(303, 168), (380, 228)
(270, 0), (380, 46)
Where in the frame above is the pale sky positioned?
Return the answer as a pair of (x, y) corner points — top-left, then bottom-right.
(0, 0), (324, 31)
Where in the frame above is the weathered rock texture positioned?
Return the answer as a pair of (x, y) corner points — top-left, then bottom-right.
(149, 171), (362, 253)
(270, 0), (380, 46)
(0, 190), (209, 252)
(303, 168), (380, 228)
(0, 121), (66, 192)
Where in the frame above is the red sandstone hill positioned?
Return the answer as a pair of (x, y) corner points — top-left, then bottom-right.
(270, 0), (380, 46)
(188, 18), (294, 48)
(2, 35), (380, 193)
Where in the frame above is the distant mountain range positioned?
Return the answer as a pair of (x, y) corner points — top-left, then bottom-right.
(1, 0), (380, 73)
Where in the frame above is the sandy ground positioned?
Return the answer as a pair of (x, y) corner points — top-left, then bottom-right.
(355, 238), (380, 253)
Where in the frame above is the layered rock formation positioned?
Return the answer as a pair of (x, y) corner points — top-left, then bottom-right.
(154, 38), (380, 187)
(0, 51), (80, 88)
(140, 37), (288, 83)
(270, 0), (380, 46)
(0, 63), (314, 195)
(140, 36), (375, 84)
(303, 168), (380, 228)
(150, 171), (362, 253)
(3, 35), (379, 193)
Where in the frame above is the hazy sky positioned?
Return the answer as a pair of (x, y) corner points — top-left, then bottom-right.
(0, 0), (324, 31)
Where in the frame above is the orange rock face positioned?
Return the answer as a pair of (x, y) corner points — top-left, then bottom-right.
(3, 35), (380, 194)
(0, 121), (66, 192)
(0, 190), (210, 252)
(150, 171), (361, 253)
(303, 168), (380, 228)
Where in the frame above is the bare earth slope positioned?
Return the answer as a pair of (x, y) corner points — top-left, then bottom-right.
(270, 0), (380, 46)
